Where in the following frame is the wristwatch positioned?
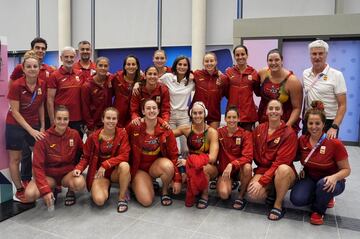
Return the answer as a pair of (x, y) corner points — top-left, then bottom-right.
(331, 123), (339, 130)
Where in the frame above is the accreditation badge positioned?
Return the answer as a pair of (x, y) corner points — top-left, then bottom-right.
(274, 137), (280, 144)
(320, 146), (326, 154)
(248, 75), (252, 81)
(236, 137), (241, 145)
(156, 96), (161, 103)
(37, 88), (42, 95)
(69, 139), (74, 147)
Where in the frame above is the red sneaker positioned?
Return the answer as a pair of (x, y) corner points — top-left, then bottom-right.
(310, 212), (324, 225)
(13, 188), (30, 203)
(327, 198), (335, 208)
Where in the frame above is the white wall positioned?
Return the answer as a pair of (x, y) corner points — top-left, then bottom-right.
(95, 0), (158, 49)
(72, 0), (91, 47)
(0, 0), (37, 51)
(243, 0), (335, 18)
(343, 0), (360, 14)
(40, 0), (58, 51)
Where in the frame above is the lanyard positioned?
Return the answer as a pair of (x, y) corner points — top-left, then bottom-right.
(23, 88), (38, 109)
(303, 133), (327, 165)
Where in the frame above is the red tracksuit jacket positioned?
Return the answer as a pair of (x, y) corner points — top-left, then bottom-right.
(75, 127), (130, 191)
(33, 126), (82, 196)
(126, 118), (181, 183)
(192, 69), (227, 123)
(130, 83), (171, 122)
(253, 121), (297, 186)
(81, 75), (113, 131)
(217, 126), (253, 174)
(225, 65), (259, 123)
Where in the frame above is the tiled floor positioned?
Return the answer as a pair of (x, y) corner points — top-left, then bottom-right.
(1, 146), (360, 239)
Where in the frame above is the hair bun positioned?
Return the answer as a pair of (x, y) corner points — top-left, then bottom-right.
(310, 100), (325, 111)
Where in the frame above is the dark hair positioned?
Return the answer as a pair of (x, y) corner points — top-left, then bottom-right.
(122, 55), (141, 82)
(304, 100), (326, 124)
(141, 98), (158, 111)
(144, 65), (159, 74)
(171, 55), (191, 86)
(54, 105), (69, 115)
(233, 44), (248, 55)
(225, 105), (239, 117)
(31, 37), (48, 50)
(267, 48), (283, 60)
(267, 99), (283, 110)
(204, 51), (218, 61)
(78, 40), (91, 47)
(102, 107), (119, 119)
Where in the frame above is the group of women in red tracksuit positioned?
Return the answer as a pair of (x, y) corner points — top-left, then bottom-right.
(6, 47), (350, 225)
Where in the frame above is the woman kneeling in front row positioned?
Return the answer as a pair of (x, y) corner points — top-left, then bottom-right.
(290, 101), (351, 225)
(74, 107), (131, 213)
(25, 106), (86, 208)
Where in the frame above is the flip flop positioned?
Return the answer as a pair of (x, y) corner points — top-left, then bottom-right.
(64, 190), (76, 206)
(268, 207), (285, 221)
(232, 198), (247, 210)
(160, 194), (173, 206)
(196, 198), (209, 209)
(117, 200), (128, 213)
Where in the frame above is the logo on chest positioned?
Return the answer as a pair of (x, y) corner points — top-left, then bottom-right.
(69, 139), (74, 147)
(235, 137), (242, 145)
(320, 146), (326, 154)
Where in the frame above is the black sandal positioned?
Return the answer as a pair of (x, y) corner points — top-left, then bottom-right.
(268, 207), (285, 221)
(64, 190), (76, 206)
(160, 194), (173, 206)
(196, 198), (209, 209)
(232, 198), (247, 210)
(117, 200), (128, 213)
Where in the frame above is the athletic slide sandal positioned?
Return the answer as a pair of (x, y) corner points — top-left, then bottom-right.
(232, 198), (247, 210)
(117, 200), (128, 213)
(268, 207), (285, 221)
(160, 195), (173, 206)
(64, 190), (76, 206)
(196, 198), (209, 209)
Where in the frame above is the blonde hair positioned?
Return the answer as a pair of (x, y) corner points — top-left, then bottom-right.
(22, 50), (39, 66)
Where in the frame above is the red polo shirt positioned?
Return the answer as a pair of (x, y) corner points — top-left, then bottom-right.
(10, 63), (55, 82)
(298, 135), (348, 181)
(6, 76), (46, 126)
(73, 60), (96, 80)
(47, 66), (84, 121)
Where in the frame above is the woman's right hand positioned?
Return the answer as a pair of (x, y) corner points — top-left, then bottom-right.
(132, 82), (141, 96)
(43, 192), (55, 208)
(131, 117), (141, 126)
(73, 169), (82, 177)
(31, 129), (46, 141)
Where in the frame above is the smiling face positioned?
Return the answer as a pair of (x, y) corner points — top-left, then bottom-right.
(203, 53), (217, 72)
(145, 67), (159, 86)
(23, 57), (40, 79)
(225, 110), (239, 129)
(33, 42), (46, 62)
(307, 114), (325, 137)
(96, 59), (109, 77)
(79, 43), (91, 62)
(176, 59), (189, 76)
(266, 100), (283, 122)
(234, 47), (248, 66)
(61, 50), (76, 69)
(142, 100), (159, 120)
(191, 104), (206, 124)
(124, 57), (138, 75)
(153, 51), (167, 68)
(102, 109), (118, 131)
(54, 110), (69, 133)
(310, 47), (327, 71)
(267, 52), (283, 72)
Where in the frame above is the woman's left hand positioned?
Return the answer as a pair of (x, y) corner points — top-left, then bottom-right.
(323, 175), (337, 193)
(95, 167), (106, 179)
(31, 129), (46, 141)
(161, 121), (171, 130)
(172, 182), (182, 194)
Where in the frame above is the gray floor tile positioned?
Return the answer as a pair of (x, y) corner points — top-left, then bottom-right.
(266, 217), (339, 239)
(190, 232), (222, 239)
(139, 199), (212, 231)
(197, 206), (269, 239)
(114, 220), (194, 239)
(339, 228), (360, 239)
